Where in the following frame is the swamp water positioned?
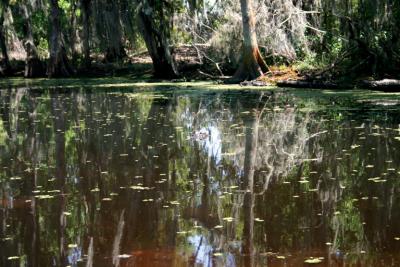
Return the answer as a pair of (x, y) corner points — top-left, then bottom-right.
(0, 87), (399, 266)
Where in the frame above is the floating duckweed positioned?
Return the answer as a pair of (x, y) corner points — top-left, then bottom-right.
(223, 217), (234, 222)
(117, 254), (131, 259)
(176, 231), (187, 234)
(36, 195), (54, 199)
(130, 186), (150, 190)
(368, 177), (387, 183)
(304, 257), (323, 264)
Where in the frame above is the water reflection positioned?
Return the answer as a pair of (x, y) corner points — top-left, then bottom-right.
(0, 87), (399, 266)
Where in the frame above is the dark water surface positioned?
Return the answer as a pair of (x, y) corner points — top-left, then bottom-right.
(0, 87), (400, 267)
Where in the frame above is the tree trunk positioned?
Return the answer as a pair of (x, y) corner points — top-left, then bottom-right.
(69, 0), (79, 66)
(0, 10), (11, 76)
(233, 0), (268, 82)
(21, 4), (45, 78)
(102, 0), (125, 63)
(81, 0), (91, 68)
(47, 0), (71, 78)
(138, 4), (179, 79)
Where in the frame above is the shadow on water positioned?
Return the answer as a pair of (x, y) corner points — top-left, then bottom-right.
(0, 86), (400, 266)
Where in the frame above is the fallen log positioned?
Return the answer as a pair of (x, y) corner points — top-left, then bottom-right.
(277, 80), (340, 89)
(240, 80), (271, 87)
(359, 79), (400, 90)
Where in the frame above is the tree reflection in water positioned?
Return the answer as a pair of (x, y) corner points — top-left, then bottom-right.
(0, 88), (399, 266)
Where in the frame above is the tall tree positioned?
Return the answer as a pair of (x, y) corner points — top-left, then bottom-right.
(233, 0), (268, 81)
(47, 0), (71, 77)
(20, 2), (44, 77)
(0, 0), (11, 76)
(137, 0), (179, 78)
(94, 0), (125, 62)
(80, 0), (91, 68)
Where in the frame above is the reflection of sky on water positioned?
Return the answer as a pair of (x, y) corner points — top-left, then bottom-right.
(67, 247), (82, 266)
(188, 235), (237, 267)
(198, 125), (222, 164)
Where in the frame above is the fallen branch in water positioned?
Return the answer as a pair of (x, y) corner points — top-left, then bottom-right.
(277, 80), (340, 89)
(359, 79), (400, 90)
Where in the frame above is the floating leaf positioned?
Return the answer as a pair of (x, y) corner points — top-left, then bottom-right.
(223, 217), (234, 222)
(176, 231), (187, 234)
(36, 195), (54, 199)
(130, 186), (150, 190)
(304, 257), (323, 264)
(117, 254), (131, 259)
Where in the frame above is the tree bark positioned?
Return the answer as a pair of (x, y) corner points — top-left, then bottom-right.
(102, 0), (125, 63)
(81, 0), (91, 68)
(138, 2), (179, 79)
(21, 3), (45, 78)
(47, 0), (71, 78)
(69, 0), (79, 65)
(233, 0), (268, 82)
(0, 8), (11, 76)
